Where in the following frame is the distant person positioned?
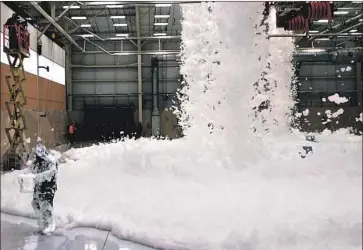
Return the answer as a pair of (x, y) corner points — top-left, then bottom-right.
(68, 123), (77, 144)
(136, 122), (143, 139)
(24, 143), (58, 235)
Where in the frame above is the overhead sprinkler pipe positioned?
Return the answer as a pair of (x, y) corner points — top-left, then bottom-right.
(30, 2), (84, 52)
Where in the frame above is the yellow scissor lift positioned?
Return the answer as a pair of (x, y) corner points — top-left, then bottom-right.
(2, 23), (30, 170)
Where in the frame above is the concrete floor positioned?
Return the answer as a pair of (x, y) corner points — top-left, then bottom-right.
(1, 213), (156, 250)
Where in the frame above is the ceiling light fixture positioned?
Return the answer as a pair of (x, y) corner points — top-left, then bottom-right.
(315, 19), (329, 23)
(154, 23), (168, 26)
(81, 24), (92, 27)
(109, 37), (128, 40)
(106, 5), (124, 8)
(88, 1), (120, 5)
(315, 38), (330, 41)
(79, 34), (94, 38)
(113, 23), (127, 27)
(154, 15), (170, 18)
(308, 30), (319, 33)
(303, 48), (326, 52)
(154, 33), (167, 36)
(63, 5), (80, 9)
(155, 4), (172, 7)
(110, 16), (126, 19)
(71, 16), (87, 20)
(334, 11), (349, 15)
(116, 34), (129, 37)
(349, 29), (358, 32)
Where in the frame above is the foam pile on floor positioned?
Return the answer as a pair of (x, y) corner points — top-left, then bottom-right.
(1, 2), (362, 250)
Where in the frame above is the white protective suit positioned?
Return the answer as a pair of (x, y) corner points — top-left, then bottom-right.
(24, 143), (58, 234)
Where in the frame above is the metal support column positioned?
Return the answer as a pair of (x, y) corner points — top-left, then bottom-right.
(357, 62), (362, 108)
(50, 2), (56, 19)
(136, 6), (143, 124)
(151, 57), (160, 136)
(65, 44), (73, 111)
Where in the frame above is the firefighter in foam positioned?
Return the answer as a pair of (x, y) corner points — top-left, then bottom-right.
(25, 143), (58, 234)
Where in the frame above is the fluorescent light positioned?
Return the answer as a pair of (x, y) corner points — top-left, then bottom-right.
(155, 4), (172, 7)
(315, 38), (330, 41)
(113, 23), (127, 27)
(309, 30), (319, 33)
(116, 34), (129, 37)
(88, 1), (120, 5)
(154, 23), (168, 26)
(350, 29), (358, 32)
(110, 16), (126, 19)
(81, 24), (91, 28)
(303, 48), (326, 52)
(71, 16), (87, 20)
(350, 32), (363, 35)
(315, 19), (329, 23)
(334, 11), (349, 15)
(155, 15), (170, 18)
(79, 34), (94, 38)
(154, 33), (167, 36)
(106, 5), (123, 8)
(63, 5), (80, 9)
(109, 37), (128, 40)
(360, 19), (363, 22)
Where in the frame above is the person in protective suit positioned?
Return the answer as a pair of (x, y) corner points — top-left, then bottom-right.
(5, 13), (21, 51)
(25, 143), (58, 235)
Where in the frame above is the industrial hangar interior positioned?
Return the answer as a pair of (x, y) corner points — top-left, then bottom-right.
(0, 1), (362, 249)
(1, 1), (362, 155)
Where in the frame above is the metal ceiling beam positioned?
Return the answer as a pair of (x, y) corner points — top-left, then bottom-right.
(30, 2), (84, 51)
(73, 35), (181, 44)
(309, 13), (363, 41)
(338, 21), (363, 34)
(71, 64), (140, 68)
(68, 8), (108, 34)
(37, 3), (77, 40)
(64, 16), (106, 41)
(269, 33), (363, 38)
(72, 50), (180, 55)
(83, 38), (112, 55)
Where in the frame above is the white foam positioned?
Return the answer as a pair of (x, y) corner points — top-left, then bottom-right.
(328, 93), (349, 104)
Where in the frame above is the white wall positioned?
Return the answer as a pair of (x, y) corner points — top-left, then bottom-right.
(0, 2), (65, 85)
(1, 32), (65, 85)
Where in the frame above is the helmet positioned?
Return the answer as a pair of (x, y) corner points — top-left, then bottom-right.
(34, 143), (48, 158)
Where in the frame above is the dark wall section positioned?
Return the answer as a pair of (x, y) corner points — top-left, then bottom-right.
(69, 106), (142, 143)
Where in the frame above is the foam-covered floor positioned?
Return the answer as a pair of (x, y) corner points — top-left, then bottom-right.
(1, 213), (155, 250)
(1, 2), (362, 250)
(1, 131), (362, 250)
